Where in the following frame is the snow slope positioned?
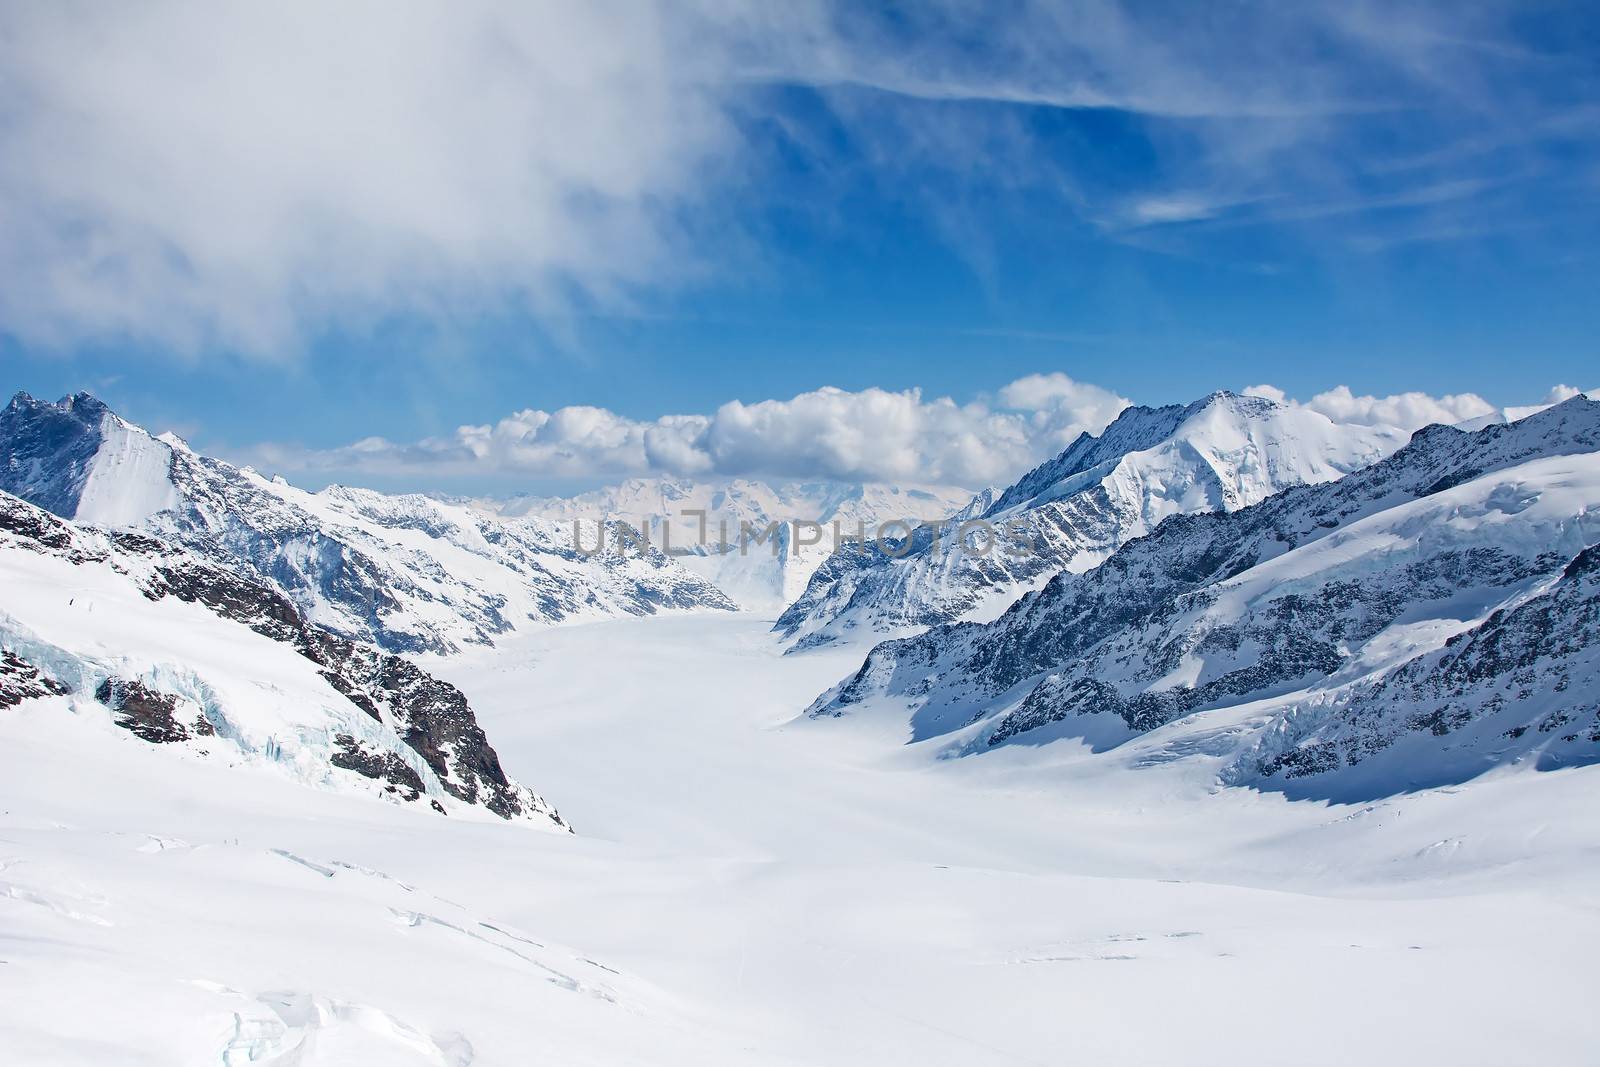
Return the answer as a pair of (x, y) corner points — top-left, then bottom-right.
(71, 414), (181, 527)
(776, 391), (1406, 648)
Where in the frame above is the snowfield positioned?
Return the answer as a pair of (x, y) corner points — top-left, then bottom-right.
(5, 612), (1600, 1065)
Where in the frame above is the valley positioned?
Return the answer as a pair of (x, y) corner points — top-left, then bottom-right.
(5, 610), (1598, 1064)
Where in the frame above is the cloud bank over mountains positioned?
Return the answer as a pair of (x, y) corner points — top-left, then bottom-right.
(247, 374), (1130, 488)
(242, 375), (1580, 490)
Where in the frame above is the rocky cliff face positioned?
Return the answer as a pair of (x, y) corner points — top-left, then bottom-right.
(1228, 540), (1600, 794)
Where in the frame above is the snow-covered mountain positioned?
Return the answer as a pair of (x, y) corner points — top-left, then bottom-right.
(0, 392), (735, 654)
(776, 391), (1409, 648)
(809, 395), (1600, 796)
(486, 477), (973, 611)
(0, 488), (567, 826)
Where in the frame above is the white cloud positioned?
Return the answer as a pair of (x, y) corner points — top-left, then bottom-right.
(1129, 198), (1221, 224)
(1304, 384), (1496, 428)
(0, 1), (751, 354)
(249, 374), (1131, 487)
(1241, 384), (1289, 405)
(241, 375), (1593, 489)
(0, 2), (1570, 354)
(1503, 384), (1588, 422)
(1243, 382), (1584, 431)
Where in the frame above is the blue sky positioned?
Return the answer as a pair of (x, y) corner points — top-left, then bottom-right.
(2, 2), (1596, 492)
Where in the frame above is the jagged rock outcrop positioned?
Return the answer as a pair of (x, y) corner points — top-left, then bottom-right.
(0, 649), (71, 708)
(1231, 540), (1600, 791)
(94, 677), (211, 743)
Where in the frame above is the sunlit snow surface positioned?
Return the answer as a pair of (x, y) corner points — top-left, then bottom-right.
(4, 613), (1598, 1064)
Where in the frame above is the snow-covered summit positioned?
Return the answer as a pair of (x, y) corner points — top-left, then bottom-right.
(1, 390), (179, 527)
(775, 390), (1407, 648)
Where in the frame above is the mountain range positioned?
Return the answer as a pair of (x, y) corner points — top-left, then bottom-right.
(808, 393), (1600, 798)
(1, 392), (737, 656)
(4, 385), (1596, 819)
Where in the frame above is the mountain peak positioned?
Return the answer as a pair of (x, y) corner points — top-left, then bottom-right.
(1186, 389), (1279, 418)
(5, 389), (114, 426)
(61, 390), (111, 416)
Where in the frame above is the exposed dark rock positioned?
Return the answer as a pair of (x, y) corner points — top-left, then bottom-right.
(309, 636), (534, 819)
(1247, 538), (1600, 784)
(140, 549), (545, 819)
(95, 677), (193, 743)
(330, 734), (426, 802)
(0, 391), (113, 520)
(0, 649), (72, 708)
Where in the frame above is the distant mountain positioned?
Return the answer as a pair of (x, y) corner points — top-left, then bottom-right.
(776, 391), (1408, 648)
(1, 392), (735, 654)
(486, 478), (974, 611)
(0, 489), (568, 826)
(808, 395), (1600, 797)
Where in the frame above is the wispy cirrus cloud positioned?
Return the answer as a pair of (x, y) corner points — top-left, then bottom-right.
(2, 1), (1591, 356)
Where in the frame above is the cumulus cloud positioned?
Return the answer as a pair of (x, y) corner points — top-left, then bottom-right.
(1503, 384), (1590, 422)
(248, 374), (1131, 487)
(245, 375), (1593, 489)
(1242, 382), (1583, 431)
